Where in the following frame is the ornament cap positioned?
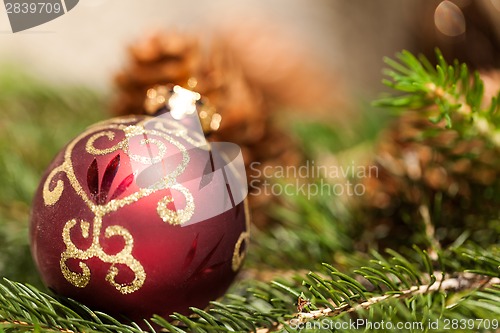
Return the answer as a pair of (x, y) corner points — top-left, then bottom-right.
(144, 84), (221, 134)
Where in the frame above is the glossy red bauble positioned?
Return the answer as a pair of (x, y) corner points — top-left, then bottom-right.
(30, 115), (249, 321)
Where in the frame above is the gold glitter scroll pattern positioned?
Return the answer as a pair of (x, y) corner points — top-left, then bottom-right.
(42, 117), (196, 294)
(60, 218), (145, 294)
(232, 200), (251, 272)
(157, 183), (195, 226)
(43, 165), (65, 206)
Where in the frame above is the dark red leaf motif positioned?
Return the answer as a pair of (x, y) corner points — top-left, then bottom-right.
(87, 154), (133, 205)
(183, 234), (199, 269)
(97, 155), (120, 205)
(200, 261), (225, 275)
(87, 159), (99, 202)
(190, 235), (225, 279)
(109, 173), (134, 201)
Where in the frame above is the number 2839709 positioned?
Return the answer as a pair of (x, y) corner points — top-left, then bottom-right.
(5, 2), (62, 14)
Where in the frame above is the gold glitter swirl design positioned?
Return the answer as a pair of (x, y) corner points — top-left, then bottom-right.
(152, 118), (207, 147)
(232, 200), (251, 272)
(129, 138), (166, 165)
(60, 218), (146, 294)
(85, 129), (168, 165)
(157, 183), (195, 226)
(43, 165), (65, 206)
(60, 220), (91, 288)
(43, 116), (197, 294)
(85, 131), (125, 156)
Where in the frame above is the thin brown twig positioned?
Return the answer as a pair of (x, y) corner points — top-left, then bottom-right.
(255, 273), (500, 333)
(419, 204), (441, 259)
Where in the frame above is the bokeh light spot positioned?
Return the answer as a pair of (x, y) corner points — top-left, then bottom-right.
(434, 1), (466, 37)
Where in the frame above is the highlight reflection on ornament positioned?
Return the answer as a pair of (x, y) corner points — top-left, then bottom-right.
(144, 84), (222, 133)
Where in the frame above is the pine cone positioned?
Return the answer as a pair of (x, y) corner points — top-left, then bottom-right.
(359, 103), (500, 248)
(111, 30), (303, 228)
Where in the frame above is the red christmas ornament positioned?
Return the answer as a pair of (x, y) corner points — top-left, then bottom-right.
(30, 92), (249, 321)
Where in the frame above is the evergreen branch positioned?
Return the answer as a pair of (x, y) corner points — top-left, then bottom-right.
(0, 320), (74, 333)
(1, 57), (500, 333)
(0, 244), (498, 333)
(293, 273), (499, 324)
(376, 49), (500, 146)
(253, 244), (500, 333)
(248, 189), (355, 270)
(0, 278), (146, 333)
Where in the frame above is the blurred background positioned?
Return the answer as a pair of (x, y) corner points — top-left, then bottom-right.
(0, 0), (414, 94)
(1, 0), (499, 103)
(0, 0), (499, 284)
